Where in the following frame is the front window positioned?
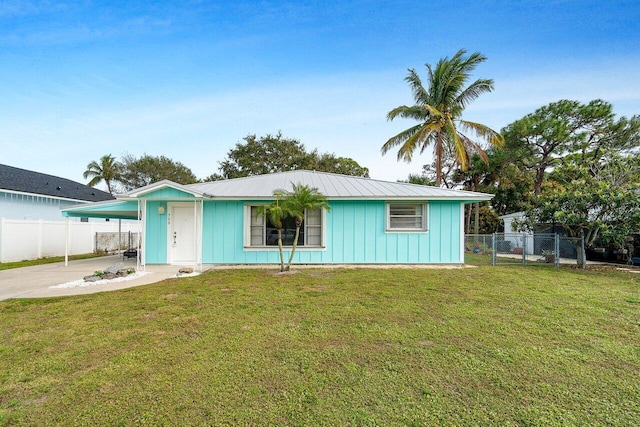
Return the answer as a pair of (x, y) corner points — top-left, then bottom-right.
(248, 206), (323, 247)
(386, 203), (428, 231)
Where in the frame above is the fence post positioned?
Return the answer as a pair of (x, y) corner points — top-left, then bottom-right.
(492, 233), (496, 266)
(555, 233), (560, 268)
(0, 217), (4, 263)
(580, 235), (586, 269)
(522, 233), (527, 265)
(37, 219), (43, 259)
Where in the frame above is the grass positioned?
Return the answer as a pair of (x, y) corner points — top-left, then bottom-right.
(0, 253), (108, 271)
(1, 264), (639, 425)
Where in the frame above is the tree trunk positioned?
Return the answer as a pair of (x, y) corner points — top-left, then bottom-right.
(435, 133), (443, 187)
(474, 202), (480, 235)
(285, 226), (301, 271)
(534, 166), (545, 195)
(277, 229), (284, 272)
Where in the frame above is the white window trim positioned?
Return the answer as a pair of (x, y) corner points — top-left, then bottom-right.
(243, 204), (326, 250)
(385, 202), (429, 233)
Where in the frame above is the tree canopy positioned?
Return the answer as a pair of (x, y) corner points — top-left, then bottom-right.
(213, 133), (369, 180)
(83, 154), (121, 195)
(404, 98), (640, 242)
(500, 99), (638, 194)
(382, 49), (503, 186)
(118, 154), (199, 191)
(83, 154), (199, 193)
(506, 100), (639, 259)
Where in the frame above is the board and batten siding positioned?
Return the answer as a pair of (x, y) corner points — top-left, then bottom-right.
(145, 200), (168, 264)
(200, 199), (464, 264)
(141, 188), (195, 264)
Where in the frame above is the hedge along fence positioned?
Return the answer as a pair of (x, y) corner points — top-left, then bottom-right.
(0, 218), (140, 263)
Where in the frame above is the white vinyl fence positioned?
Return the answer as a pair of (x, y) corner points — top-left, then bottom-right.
(0, 218), (140, 263)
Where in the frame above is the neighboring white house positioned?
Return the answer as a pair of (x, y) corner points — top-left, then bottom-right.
(0, 163), (114, 221)
(0, 164), (139, 262)
(499, 211), (534, 255)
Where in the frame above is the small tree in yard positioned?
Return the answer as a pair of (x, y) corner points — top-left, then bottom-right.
(280, 184), (330, 271)
(257, 184), (330, 272)
(257, 195), (288, 273)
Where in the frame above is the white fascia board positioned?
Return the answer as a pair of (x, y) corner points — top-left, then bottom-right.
(199, 195), (493, 202)
(0, 188), (109, 204)
(125, 180), (205, 198)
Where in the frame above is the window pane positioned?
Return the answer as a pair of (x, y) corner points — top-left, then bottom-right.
(388, 203), (426, 230)
(250, 226), (264, 246)
(251, 207), (264, 225)
(390, 204), (421, 216)
(266, 216), (301, 246)
(306, 208), (321, 225)
(306, 226), (321, 246)
(390, 217), (422, 229)
(250, 207), (265, 246)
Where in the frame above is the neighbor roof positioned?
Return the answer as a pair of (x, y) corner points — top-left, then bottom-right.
(188, 170), (492, 201)
(0, 164), (114, 202)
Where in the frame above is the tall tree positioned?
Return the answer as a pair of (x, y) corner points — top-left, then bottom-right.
(119, 154), (198, 190)
(382, 49), (503, 186)
(501, 99), (640, 194)
(83, 154), (122, 194)
(216, 132), (369, 179)
(314, 152), (370, 177)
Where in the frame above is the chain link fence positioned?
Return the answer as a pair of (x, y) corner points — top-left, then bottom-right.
(465, 233), (586, 268)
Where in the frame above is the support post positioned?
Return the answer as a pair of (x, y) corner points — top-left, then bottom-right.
(137, 199), (142, 271)
(193, 199), (198, 271)
(64, 217), (69, 266)
(580, 232), (586, 269)
(555, 233), (560, 268)
(491, 233), (496, 266)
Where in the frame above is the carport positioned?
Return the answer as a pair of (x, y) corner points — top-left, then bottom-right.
(62, 199), (142, 269)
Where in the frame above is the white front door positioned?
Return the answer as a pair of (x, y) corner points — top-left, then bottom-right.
(170, 205), (196, 264)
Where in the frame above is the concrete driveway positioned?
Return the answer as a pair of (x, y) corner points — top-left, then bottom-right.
(0, 255), (194, 301)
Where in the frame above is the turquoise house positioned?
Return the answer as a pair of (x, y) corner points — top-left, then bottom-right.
(63, 170), (492, 268)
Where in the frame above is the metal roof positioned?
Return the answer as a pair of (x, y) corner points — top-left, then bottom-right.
(0, 164), (114, 202)
(188, 170), (493, 201)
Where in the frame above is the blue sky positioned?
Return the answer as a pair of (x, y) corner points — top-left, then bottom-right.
(1, 0), (639, 188)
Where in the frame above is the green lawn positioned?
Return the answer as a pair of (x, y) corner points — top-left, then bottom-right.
(1, 264), (638, 425)
(0, 253), (108, 271)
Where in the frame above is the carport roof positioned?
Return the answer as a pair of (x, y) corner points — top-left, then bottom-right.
(62, 200), (139, 220)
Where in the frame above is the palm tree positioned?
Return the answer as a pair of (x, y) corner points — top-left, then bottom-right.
(256, 196), (287, 272)
(83, 154), (122, 194)
(382, 49), (504, 186)
(280, 184), (330, 271)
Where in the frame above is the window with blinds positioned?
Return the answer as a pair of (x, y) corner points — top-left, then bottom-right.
(387, 203), (427, 231)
